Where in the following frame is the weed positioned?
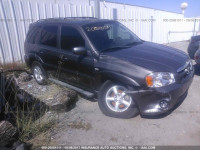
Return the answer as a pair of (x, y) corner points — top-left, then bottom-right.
(0, 62), (27, 71)
(1, 70), (56, 143)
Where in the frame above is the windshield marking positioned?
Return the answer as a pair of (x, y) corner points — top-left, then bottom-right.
(86, 25), (112, 32)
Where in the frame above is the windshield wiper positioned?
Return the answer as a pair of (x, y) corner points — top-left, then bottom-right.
(101, 46), (131, 53)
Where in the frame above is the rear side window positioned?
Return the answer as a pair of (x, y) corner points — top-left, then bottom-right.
(61, 26), (85, 50)
(40, 26), (58, 48)
(27, 26), (41, 44)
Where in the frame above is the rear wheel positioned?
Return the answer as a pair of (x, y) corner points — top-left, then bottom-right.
(32, 61), (47, 85)
(98, 81), (138, 118)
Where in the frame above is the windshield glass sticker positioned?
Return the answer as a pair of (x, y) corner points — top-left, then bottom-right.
(85, 25), (112, 32)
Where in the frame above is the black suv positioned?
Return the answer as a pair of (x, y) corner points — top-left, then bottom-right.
(188, 35), (200, 59)
(25, 18), (194, 118)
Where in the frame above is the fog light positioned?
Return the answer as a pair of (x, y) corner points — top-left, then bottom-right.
(159, 100), (169, 109)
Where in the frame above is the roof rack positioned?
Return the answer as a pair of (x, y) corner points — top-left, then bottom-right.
(36, 17), (98, 23)
(64, 17), (98, 19)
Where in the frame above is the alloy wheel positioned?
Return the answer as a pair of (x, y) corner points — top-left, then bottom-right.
(105, 85), (132, 112)
(33, 66), (44, 82)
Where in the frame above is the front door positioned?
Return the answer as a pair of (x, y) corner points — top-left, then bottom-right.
(58, 26), (94, 89)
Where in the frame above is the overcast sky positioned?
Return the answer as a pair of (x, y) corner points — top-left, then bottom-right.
(108, 0), (200, 17)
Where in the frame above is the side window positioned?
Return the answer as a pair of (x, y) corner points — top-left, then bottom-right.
(27, 26), (41, 44)
(61, 26), (85, 50)
(107, 24), (131, 40)
(107, 24), (114, 40)
(40, 26), (58, 48)
(118, 26), (131, 40)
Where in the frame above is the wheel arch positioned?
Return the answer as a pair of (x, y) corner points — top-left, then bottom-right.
(94, 71), (140, 91)
(26, 54), (44, 67)
(97, 75), (139, 118)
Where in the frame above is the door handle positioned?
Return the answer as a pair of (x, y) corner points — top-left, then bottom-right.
(60, 55), (68, 61)
(63, 57), (68, 61)
(39, 50), (44, 54)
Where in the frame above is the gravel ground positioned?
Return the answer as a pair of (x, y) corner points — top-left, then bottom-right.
(45, 41), (200, 146)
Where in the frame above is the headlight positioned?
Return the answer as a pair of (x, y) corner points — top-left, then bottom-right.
(145, 72), (175, 87)
(189, 59), (193, 71)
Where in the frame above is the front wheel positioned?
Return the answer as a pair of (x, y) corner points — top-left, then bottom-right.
(98, 81), (139, 119)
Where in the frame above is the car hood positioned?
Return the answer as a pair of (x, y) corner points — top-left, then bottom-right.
(100, 42), (189, 72)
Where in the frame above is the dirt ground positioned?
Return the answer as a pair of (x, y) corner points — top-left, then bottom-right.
(39, 41), (200, 146)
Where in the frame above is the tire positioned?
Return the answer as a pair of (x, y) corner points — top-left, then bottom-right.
(97, 81), (139, 119)
(31, 61), (48, 85)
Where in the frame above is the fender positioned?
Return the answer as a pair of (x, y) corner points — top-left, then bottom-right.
(95, 71), (140, 90)
(26, 53), (45, 66)
(34, 54), (44, 64)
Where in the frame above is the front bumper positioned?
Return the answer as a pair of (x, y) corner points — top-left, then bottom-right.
(130, 70), (194, 116)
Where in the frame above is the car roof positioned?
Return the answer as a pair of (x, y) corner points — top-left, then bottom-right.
(31, 17), (113, 27)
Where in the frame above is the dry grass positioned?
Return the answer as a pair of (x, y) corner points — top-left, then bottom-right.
(4, 90), (56, 142)
(15, 103), (56, 142)
(0, 60), (72, 146)
(2, 71), (57, 144)
(0, 62), (27, 72)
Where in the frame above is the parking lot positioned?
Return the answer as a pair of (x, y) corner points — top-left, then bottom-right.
(46, 41), (200, 146)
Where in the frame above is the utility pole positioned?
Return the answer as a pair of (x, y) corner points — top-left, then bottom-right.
(193, 18), (196, 36)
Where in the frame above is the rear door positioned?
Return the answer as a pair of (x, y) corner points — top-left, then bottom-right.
(58, 25), (94, 89)
(37, 24), (61, 77)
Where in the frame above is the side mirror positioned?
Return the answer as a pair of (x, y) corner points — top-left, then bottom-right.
(73, 46), (86, 55)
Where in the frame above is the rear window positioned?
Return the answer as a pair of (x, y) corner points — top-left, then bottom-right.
(27, 26), (41, 44)
(40, 25), (58, 48)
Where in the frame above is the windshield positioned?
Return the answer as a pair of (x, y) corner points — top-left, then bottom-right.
(83, 21), (142, 52)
